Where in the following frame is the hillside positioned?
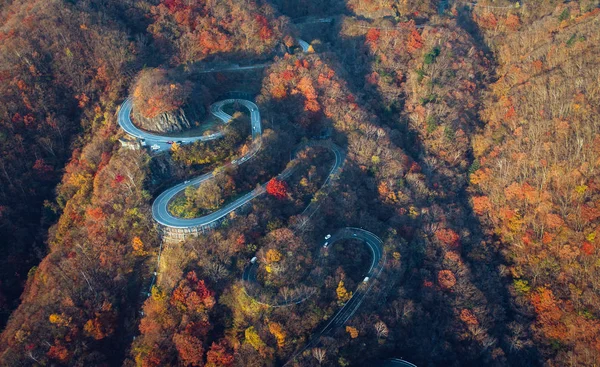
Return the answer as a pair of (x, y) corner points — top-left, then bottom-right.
(0, 0), (151, 330)
(0, 0), (599, 366)
(470, 3), (600, 365)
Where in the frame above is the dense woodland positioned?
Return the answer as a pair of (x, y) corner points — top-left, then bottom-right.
(1, 0), (600, 366)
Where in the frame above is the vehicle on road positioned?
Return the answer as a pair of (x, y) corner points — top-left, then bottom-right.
(325, 234), (331, 240)
(353, 233), (357, 237)
(167, 140), (174, 144)
(250, 257), (257, 264)
(363, 277), (370, 283)
(184, 180), (190, 184)
(151, 144), (160, 151)
(323, 242), (329, 248)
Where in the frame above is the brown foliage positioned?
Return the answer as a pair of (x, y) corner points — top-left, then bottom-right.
(471, 7), (600, 364)
(132, 68), (192, 118)
(173, 332), (205, 366)
(459, 309), (479, 326)
(148, 0), (290, 64)
(437, 270), (457, 290)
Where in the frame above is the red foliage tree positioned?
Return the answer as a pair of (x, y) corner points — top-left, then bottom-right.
(581, 242), (595, 256)
(366, 28), (380, 43)
(173, 333), (204, 367)
(266, 178), (288, 200)
(47, 341), (70, 363)
(407, 30), (424, 52)
(206, 340), (234, 367)
(170, 271), (215, 312)
(435, 228), (460, 248)
(256, 15), (273, 41)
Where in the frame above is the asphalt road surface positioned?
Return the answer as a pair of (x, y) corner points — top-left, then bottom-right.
(118, 36), (406, 366)
(149, 99), (262, 228)
(119, 94), (343, 229)
(118, 97), (227, 152)
(278, 228), (387, 365)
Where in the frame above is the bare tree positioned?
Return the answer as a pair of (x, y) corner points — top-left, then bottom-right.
(374, 321), (389, 339)
(312, 348), (326, 365)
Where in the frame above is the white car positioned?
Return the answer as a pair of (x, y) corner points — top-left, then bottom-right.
(251, 257), (257, 264)
(353, 233), (357, 237)
(184, 180), (190, 184)
(363, 277), (370, 283)
(151, 144), (160, 151)
(323, 242), (329, 248)
(325, 234), (331, 240)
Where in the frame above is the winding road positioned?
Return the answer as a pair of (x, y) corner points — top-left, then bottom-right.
(150, 99), (263, 228)
(119, 95), (343, 229)
(242, 228), (383, 308)
(118, 97), (227, 152)
(380, 358), (418, 367)
(282, 228), (387, 365)
(118, 37), (398, 364)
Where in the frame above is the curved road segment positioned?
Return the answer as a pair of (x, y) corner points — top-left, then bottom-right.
(380, 358), (418, 367)
(119, 98), (223, 151)
(119, 96), (343, 229)
(243, 228), (384, 310)
(118, 38), (396, 364)
(149, 99), (264, 228)
(298, 39), (311, 52)
(119, 98), (263, 228)
(281, 227), (387, 365)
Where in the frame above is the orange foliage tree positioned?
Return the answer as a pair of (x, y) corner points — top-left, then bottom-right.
(435, 228), (460, 248)
(132, 68), (192, 118)
(170, 271), (215, 313)
(437, 270), (457, 290)
(206, 341), (234, 367)
(173, 332), (204, 366)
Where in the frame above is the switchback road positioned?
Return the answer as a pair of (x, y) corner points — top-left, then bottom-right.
(282, 227), (387, 365)
(118, 36), (394, 365)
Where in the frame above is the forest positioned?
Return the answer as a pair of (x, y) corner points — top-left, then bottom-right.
(0, 0), (599, 366)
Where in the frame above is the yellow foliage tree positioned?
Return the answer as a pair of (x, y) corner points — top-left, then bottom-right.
(268, 322), (286, 348)
(132, 236), (147, 256)
(245, 326), (267, 356)
(345, 326), (359, 338)
(49, 313), (71, 327)
(336, 280), (352, 303)
(84, 318), (108, 340)
(151, 285), (167, 302)
(265, 249), (282, 263)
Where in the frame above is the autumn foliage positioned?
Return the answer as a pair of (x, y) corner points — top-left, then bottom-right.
(4, 1), (600, 366)
(133, 272), (221, 366)
(148, 0), (290, 64)
(437, 270), (457, 290)
(132, 68), (192, 118)
(470, 5), (600, 365)
(170, 271), (215, 312)
(266, 178), (288, 200)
